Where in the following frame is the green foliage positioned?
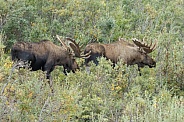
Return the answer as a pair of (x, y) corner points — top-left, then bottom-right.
(1, 57), (184, 121)
(0, 0), (184, 121)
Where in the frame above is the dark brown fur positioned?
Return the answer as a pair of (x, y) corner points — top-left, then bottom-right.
(11, 40), (79, 87)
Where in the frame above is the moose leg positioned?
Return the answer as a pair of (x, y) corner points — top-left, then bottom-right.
(85, 54), (100, 66)
(43, 63), (55, 92)
(84, 57), (97, 74)
(46, 71), (54, 93)
(138, 67), (142, 76)
(63, 68), (67, 75)
(46, 72), (52, 86)
(63, 65), (72, 75)
(93, 54), (101, 66)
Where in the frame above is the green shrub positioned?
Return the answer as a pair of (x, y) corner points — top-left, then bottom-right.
(1, 0), (184, 121)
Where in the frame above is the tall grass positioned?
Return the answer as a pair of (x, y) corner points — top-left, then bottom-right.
(0, 0), (184, 121)
(0, 57), (184, 121)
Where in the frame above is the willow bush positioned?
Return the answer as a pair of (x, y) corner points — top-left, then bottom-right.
(0, 0), (184, 121)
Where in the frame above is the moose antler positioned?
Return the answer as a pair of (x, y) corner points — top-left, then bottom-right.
(132, 38), (157, 53)
(56, 35), (68, 50)
(64, 37), (91, 58)
(65, 37), (80, 57)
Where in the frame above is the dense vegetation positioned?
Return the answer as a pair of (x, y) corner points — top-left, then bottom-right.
(0, 0), (184, 121)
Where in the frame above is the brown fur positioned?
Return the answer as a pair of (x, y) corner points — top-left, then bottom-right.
(84, 39), (156, 74)
(11, 40), (79, 88)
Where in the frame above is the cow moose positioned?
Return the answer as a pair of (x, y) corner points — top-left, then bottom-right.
(83, 38), (157, 75)
(11, 35), (89, 88)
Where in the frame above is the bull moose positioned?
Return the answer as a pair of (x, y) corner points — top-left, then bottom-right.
(83, 38), (157, 75)
(11, 35), (90, 88)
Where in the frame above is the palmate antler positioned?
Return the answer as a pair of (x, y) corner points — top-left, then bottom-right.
(132, 38), (157, 53)
(64, 37), (81, 57)
(56, 35), (78, 57)
(56, 35), (69, 51)
(64, 37), (91, 58)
